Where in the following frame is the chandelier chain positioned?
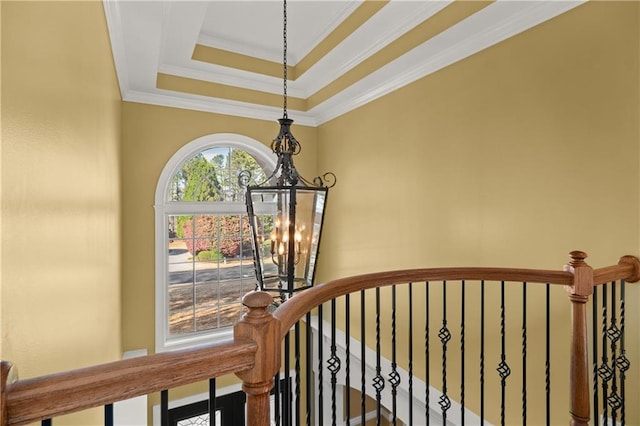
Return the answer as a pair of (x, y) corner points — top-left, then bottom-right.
(282, 0), (288, 118)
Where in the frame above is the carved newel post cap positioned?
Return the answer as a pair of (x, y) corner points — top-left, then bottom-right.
(569, 251), (588, 267)
(242, 291), (273, 309)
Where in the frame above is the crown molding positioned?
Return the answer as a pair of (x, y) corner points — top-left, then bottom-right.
(124, 90), (317, 127)
(298, 1), (452, 98)
(310, 0), (586, 125)
(158, 63), (307, 99)
(103, 0), (129, 98)
(106, 0), (586, 129)
(197, 32), (285, 65)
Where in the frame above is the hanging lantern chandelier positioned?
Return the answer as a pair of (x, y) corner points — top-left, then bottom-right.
(245, 0), (335, 300)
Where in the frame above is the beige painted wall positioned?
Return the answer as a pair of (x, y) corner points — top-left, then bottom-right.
(120, 102), (318, 354)
(1, 2), (121, 424)
(0, 0), (637, 425)
(316, 1), (639, 424)
(120, 102), (318, 411)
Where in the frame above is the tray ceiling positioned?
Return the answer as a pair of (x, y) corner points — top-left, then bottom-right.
(104, 1), (585, 127)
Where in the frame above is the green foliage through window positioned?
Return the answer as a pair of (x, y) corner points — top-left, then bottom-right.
(169, 147), (267, 203)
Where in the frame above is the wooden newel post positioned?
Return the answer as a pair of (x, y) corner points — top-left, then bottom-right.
(564, 251), (593, 426)
(234, 291), (281, 426)
(1, 361), (17, 426)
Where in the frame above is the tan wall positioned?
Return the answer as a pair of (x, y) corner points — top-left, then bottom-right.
(120, 102), (318, 353)
(120, 102), (318, 412)
(1, 1), (122, 424)
(316, 2), (639, 424)
(0, 1), (638, 424)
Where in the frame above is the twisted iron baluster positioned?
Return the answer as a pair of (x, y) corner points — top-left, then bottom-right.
(599, 283), (610, 423)
(389, 285), (400, 426)
(497, 281), (511, 426)
(460, 280), (466, 426)
(522, 282), (527, 426)
(439, 281), (452, 422)
(617, 280), (629, 426)
(374, 288), (385, 425)
(329, 300), (341, 426)
(607, 282), (622, 423)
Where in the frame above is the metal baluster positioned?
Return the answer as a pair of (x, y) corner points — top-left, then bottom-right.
(546, 283), (551, 426)
(592, 285), (600, 426)
(285, 332), (291, 426)
(374, 288), (385, 425)
(361, 291), (366, 426)
(209, 378), (216, 426)
(104, 403), (113, 426)
(275, 371), (281, 425)
(306, 312), (312, 426)
(617, 280), (629, 426)
(425, 282), (430, 425)
(389, 285), (400, 426)
(599, 283), (609, 424)
(607, 282), (622, 423)
(480, 280), (485, 424)
(345, 294), (351, 426)
(522, 282), (527, 426)
(460, 280), (466, 426)
(497, 281), (511, 426)
(161, 389), (168, 426)
(408, 283), (414, 426)
(439, 281), (451, 423)
(329, 299), (341, 426)
(295, 321), (301, 426)
(318, 303), (324, 426)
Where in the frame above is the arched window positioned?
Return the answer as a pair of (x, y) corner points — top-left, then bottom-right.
(155, 134), (276, 352)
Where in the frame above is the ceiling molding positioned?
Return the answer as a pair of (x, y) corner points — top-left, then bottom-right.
(124, 90), (317, 127)
(158, 63), (306, 100)
(296, 1), (453, 98)
(309, 0), (586, 125)
(106, 0), (587, 128)
(102, 0), (128, 98)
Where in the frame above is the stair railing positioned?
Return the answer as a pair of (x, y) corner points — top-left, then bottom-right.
(1, 251), (638, 426)
(243, 251), (640, 426)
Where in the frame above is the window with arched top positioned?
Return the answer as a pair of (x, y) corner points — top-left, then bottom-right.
(155, 134), (276, 352)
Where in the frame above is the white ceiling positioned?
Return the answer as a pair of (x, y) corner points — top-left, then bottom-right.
(104, 0), (585, 127)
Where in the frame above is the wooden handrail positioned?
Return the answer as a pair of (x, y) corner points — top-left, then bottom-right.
(274, 266), (573, 337)
(2, 338), (257, 426)
(593, 255), (640, 285)
(2, 252), (639, 426)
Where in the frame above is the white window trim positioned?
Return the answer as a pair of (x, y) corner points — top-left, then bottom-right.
(154, 133), (276, 353)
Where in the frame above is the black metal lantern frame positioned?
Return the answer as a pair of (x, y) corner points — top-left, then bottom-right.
(245, 119), (335, 298)
(245, 1), (335, 299)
